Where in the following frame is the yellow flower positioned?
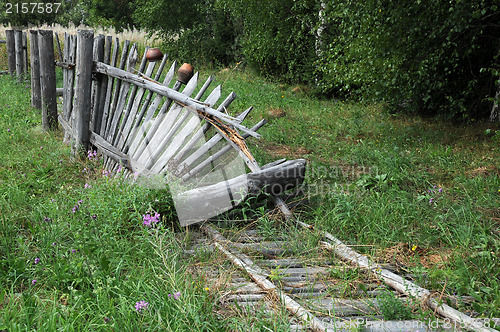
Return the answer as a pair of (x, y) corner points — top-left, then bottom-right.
(204, 287), (209, 291)
(411, 245), (417, 251)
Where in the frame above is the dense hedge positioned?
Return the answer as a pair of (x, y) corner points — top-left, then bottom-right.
(2, 0), (499, 119)
(315, 1), (500, 119)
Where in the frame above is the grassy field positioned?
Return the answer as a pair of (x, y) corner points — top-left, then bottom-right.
(0, 54), (499, 331)
(213, 67), (500, 316)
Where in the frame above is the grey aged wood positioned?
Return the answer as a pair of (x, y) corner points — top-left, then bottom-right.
(114, 47), (151, 148)
(138, 72), (200, 169)
(123, 53), (169, 153)
(5, 30), (16, 76)
(90, 35), (105, 133)
(38, 30), (58, 131)
(180, 119), (266, 181)
(72, 30), (94, 155)
(150, 83), (222, 173)
(14, 30), (24, 79)
(105, 39), (130, 138)
(22, 32), (28, 73)
(29, 30), (41, 109)
(62, 33), (77, 142)
(105, 43), (138, 144)
(126, 61), (178, 157)
(93, 62), (260, 139)
(100, 37), (120, 135)
(94, 35), (113, 135)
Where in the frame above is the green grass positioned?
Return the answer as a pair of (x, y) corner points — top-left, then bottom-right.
(0, 75), (227, 331)
(212, 64), (500, 317)
(1, 56), (499, 329)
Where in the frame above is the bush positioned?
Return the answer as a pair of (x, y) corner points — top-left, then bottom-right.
(316, 0), (500, 119)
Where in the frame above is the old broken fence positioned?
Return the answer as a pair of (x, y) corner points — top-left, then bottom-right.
(4, 29), (306, 227)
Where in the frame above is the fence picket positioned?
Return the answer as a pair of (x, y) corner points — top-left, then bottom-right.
(91, 34), (105, 133)
(5, 30), (15, 76)
(100, 37), (119, 135)
(136, 72), (199, 168)
(29, 30), (41, 109)
(126, 60), (177, 156)
(14, 30), (24, 80)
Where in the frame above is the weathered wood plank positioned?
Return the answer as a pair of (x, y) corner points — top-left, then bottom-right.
(123, 54), (169, 153)
(113, 46), (150, 146)
(125, 60), (177, 156)
(201, 226), (328, 331)
(171, 92), (243, 166)
(181, 119), (266, 181)
(5, 30), (16, 76)
(14, 30), (24, 79)
(151, 85), (222, 173)
(104, 39), (129, 138)
(94, 35), (113, 135)
(105, 43), (138, 144)
(137, 72), (200, 169)
(115, 54), (155, 149)
(90, 34), (105, 133)
(29, 30), (41, 109)
(93, 61), (261, 139)
(38, 30), (58, 131)
(100, 37), (119, 135)
(72, 30), (94, 155)
(22, 32), (28, 73)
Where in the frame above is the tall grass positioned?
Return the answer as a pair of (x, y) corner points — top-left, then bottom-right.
(0, 75), (226, 331)
(212, 66), (500, 316)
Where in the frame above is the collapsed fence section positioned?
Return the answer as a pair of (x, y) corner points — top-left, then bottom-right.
(3, 28), (306, 226)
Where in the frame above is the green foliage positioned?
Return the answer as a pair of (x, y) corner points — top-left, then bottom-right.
(0, 0), (78, 27)
(0, 76), (226, 330)
(134, 0), (240, 65)
(80, 0), (135, 31)
(316, 0), (500, 119)
(223, 0), (317, 82)
(377, 290), (413, 320)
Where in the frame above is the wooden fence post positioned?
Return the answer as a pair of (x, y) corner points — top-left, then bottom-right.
(72, 30), (94, 156)
(38, 30), (58, 131)
(29, 30), (42, 109)
(14, 30), (24, 80)
(5, 30), (15, 76)
(23, 32), (28, 73)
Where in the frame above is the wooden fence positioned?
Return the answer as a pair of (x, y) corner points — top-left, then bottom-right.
(3, 28), (306, 226)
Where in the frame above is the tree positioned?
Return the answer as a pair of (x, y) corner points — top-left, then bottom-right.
(316, 0), (500, 119)
(0, 0), (78, 27)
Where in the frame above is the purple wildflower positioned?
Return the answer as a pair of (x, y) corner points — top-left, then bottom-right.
(135, 300), (149, 313)
(84, 183), (92, 189)
(7, 129), (10, 132)
(52, 242), (56, 246)
(43, 216), (52, 223)
(142, 212), (161, 228)
(32, 279), (37, 285)
(71, 249), (76, 253)
(438, 187), (443, 193)
(174, 291), (181, 300)
(429, 198), (434, 204)
(34, 257), (40, 264)
(87, 150), (98, 161)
